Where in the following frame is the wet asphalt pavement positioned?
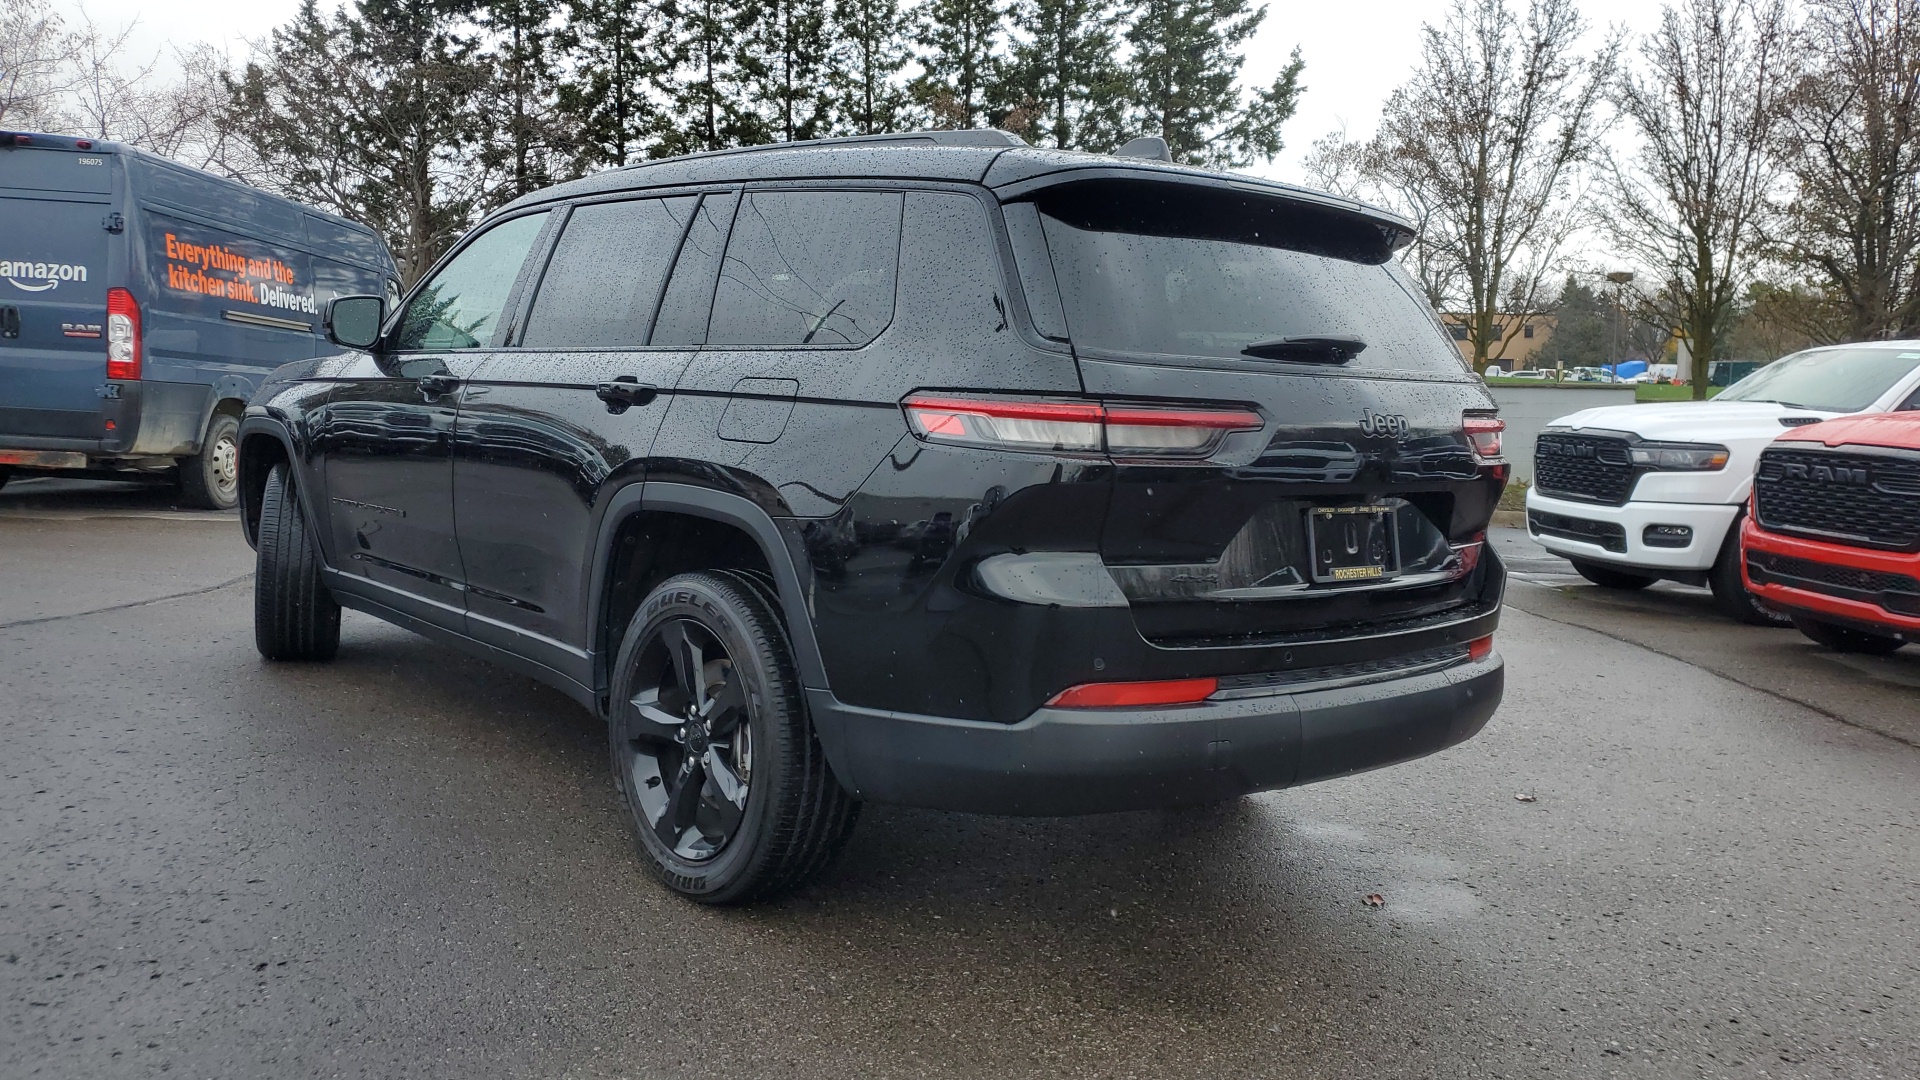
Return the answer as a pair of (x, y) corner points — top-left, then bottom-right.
(4, 479), (1918, 1079)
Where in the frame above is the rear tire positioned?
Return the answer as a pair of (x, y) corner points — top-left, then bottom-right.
(1791, 616), (1905, 655)
(608, 571), (858, 905)
(1570, 559), (1657, 590)
(1709, 515), (1792, 626)
(254, 463), (340, 661)
(180, 411), (241, 510)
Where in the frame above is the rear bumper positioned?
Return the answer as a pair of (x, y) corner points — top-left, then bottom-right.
(1525, 489), (1737, 572)
(808, 652), (1503, 815)
(1742, 520), (1920, 635)
(0, 380), (210, 464)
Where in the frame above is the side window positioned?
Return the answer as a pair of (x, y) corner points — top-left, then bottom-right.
(650, 192), (737, 347)
(392, 211), (548, 351)
(708, 190), (903, 347)
(520, 196), (696, 349)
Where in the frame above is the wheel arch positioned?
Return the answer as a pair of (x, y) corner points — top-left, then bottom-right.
(588, 483), (831, 716)
(237, 414), (322, 553)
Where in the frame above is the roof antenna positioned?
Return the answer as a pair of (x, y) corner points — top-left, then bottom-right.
(1114, 136), (1172, 162)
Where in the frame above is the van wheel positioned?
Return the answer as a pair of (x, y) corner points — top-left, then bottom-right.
(180, 412), (241, 510)
(1709, 516), (1792, 626)
(609, 572), (858, 905)
(1570, 559), (1656, 590)
(1791, 616), (1905, 655)
(254, 463), (340, 661)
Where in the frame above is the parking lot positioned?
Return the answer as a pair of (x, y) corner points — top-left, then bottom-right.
(4, 479), (1919, 1079)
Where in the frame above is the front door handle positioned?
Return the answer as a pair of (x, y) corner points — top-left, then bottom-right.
(595, 379), (659, 412)
(417, 372), (460, 397)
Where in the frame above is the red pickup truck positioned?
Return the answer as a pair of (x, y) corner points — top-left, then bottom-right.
(1743, 411), (1920, 654)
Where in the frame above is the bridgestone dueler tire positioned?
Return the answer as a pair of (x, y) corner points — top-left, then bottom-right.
(1570, 559), (1657, 590)
(609, 571), (858, 905)
(254, 463), (341, 661)
(180, 411), (241, 511)
(1791, 615), (1905, 655)
(1709, 514), (1793, 627)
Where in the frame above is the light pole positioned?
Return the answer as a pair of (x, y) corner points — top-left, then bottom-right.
(1604, 271), (1635, 383)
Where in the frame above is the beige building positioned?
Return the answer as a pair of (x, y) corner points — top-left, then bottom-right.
(1439, 313), (1557, 369)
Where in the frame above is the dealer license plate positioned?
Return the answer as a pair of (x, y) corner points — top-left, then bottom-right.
(1306, 506), (1399, 583)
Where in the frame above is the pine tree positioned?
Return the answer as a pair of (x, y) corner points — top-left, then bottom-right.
(477, 0), (573, 199)
(1123, 0), (1303, 167)
(557, 0), (675, 167)
(231, 0), (490, 282)
(827, 0), (915, 134)
(740, 0), (834, 142)
(662, 0), (767, 153)
(998, 0), (1125, 150)
(913, 0), (1003, 129)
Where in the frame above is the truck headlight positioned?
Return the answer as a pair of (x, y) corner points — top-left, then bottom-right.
(1628, 443), (1729, 471)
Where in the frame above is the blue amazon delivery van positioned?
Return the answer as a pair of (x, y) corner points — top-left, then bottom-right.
(0, 131), (397, 507)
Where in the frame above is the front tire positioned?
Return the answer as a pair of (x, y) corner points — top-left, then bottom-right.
(1792, 615), (1905, 655)
(1570, 559), (1657, 590)
(1710, 516), (1792, 626)
(180, 411), (241, 510)
(609, 571), (858, 905)
(254, 463), (341, 661)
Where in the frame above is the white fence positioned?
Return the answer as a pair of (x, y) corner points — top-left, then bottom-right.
(1487, 385), (1638, 484)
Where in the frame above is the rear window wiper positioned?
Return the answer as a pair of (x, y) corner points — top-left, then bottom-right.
(1241, 335), (1367, 363)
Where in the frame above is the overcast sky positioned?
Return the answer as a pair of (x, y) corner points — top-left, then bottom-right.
(66, 0), (1678, 180)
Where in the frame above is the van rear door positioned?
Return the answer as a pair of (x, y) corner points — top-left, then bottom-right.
(1, 147), (115, 444)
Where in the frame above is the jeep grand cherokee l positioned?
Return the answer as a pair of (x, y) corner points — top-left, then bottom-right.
(237, 130), (1507, 904)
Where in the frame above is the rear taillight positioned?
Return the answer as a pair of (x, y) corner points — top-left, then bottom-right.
(903, 393), (1261, 460)
(1048, 677), (1219, 708)
(1464, 414), (1503, 458)
(1467, 636), (1494, 661)
(107, 288), (141, 380)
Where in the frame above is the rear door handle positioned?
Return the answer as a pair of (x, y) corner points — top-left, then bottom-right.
(0, 305), (18, 339)
(595, 379), (659, 412)
(417, 373), (460, 396)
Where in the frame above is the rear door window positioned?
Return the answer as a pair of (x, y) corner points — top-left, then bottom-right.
(708, 190), (902, 348)
(393, 211), (549, 351)
(1030, 182), (1467, 376)
(520, 196), (697, 349)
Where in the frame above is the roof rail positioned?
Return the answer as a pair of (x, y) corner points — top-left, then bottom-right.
(617, 129), (1027, 171)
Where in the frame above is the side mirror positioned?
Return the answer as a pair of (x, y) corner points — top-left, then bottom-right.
(324, 295), (385, 350)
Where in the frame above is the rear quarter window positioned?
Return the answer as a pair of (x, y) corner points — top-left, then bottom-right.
(707, 190), (903, 348)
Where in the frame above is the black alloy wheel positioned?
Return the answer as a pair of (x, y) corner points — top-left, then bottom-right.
(609, 572), (858, 904)
(624, 616), (756, 862)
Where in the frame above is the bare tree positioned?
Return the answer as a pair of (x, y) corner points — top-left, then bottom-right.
(1609, 0), (1794, 399)
(0, 0), (76, 130)
(1772, 0), (1920, 342)
(1357, 0), (1618, 372)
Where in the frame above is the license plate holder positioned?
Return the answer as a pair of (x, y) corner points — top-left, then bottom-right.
(1306, 505), (1399, 584)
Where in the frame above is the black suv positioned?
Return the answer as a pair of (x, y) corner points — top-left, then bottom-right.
(238, 131), (1508, 903)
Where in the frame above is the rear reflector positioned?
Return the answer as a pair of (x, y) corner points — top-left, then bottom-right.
(1048, 677), (1219, 709)
(1467, 636), (1493, 661)
(1464, 414), (1504, 458)
(107, 287), (141, 380)
(904, 393), (1261, 460)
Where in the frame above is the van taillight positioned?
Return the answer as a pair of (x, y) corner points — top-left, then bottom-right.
(1464, 414), (1504, 458)
(902, 393), (1262, 460)
(107, 288), (140, 380)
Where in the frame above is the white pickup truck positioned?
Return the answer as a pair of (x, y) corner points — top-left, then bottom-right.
(1525, 343), (1920, 623)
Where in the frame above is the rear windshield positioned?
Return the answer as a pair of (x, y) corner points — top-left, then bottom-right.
(1718, 347), (1920, 412)
(1030, 182), (1466, 376)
